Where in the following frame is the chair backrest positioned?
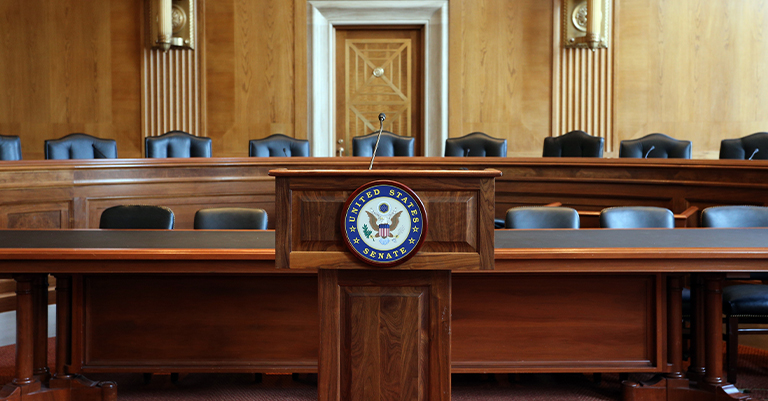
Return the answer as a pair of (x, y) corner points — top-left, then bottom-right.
(701, 205), (768, 228)
(249, 134), (309, 157)
(99, 205), (175, 229)
(505, 206), (580, 229)
(599, 206), (674, 228)
(194, 207), (268, 230)
(0, 135), (22, 161)
(444, 132), (507, 157)
(701, 205), (768, 280)
(352, 131), (414, 157)
(719, 132), (768, 160)
(145, 131), (212, 158)
(618, 133), (691, 159)
(542, 130), (604, 157)
(44, 133), (117, 160)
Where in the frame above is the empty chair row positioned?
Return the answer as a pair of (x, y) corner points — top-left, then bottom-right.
(543, 131), (768, 160)
(99, 205), (268, 230)
(543, 131), (693, 158)
(504, 204), (768, 229)
(3, 131), (768, 160)
(503, 205), (675, 229)
(0, 132), (311, 160)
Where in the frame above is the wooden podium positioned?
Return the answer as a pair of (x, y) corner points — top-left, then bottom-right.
(270, 169), (501, 401)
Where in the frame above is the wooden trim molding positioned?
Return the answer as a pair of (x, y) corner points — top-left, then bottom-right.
(142, 0), (205, 143)
(552, 0), (614, 152)
(306, 0), (448, 156)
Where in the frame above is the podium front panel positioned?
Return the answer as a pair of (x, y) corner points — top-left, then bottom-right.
(271, 170), (499, 270)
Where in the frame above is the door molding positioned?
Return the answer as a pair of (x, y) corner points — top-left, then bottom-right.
(307, 1), (448, 157)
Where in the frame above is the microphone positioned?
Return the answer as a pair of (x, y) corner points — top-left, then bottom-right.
(644, 145), (655, 159)
(749, 148), (759, 160)
(283, 148), (288, 157)
(368, 113), (386, 170)
(464, 148), (471, 157)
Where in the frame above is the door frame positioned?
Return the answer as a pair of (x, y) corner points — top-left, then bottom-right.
(307, 1), (448, 157)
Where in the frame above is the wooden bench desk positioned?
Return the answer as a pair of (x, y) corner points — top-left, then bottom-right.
(0, 228), (765, 400)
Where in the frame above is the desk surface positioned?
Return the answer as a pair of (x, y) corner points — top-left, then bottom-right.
(0, 228), (767, 249)
(0, 229), (766, 273)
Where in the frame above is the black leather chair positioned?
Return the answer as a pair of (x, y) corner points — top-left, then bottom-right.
(44, 133), (117, 160)
(99, 205), (175, 229)
(599, 206), (674, 228)
(700, 205), (768, 383)
(618, 133), (691, 159)
(505, 206), (580, 229)
(719, 132), (768, 160)
(444, 132), (507, 157)
(0, 135), (22, 161)
(352, 131), (414, 157)
(249, 134), (309, 157)
(194, 207), (268, 230)
(145, 131), (212, 158)
(542, 130), (604, 157)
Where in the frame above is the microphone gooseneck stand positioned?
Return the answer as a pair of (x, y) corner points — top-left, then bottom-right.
(368, 113), (386, 170)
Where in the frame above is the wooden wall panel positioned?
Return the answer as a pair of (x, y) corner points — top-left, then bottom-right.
(452, 274), (658, 370)
(4, 0), (768, 159)
(615, 0), (768, 158)
(552, 0), (614, 152)
(143, 48), (202, 142)
(449, 0), (553, 157)
(204, 0), (296, 157)
(0, 0), (142, 160)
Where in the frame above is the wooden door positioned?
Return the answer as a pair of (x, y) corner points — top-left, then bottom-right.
(335, 27), (423, 156)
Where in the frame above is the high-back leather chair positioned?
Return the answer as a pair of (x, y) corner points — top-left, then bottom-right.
(352, 131), (414, 157)
(542, 130), (604, 157)
(249, 134), (309, 157)
(700, 205), (768, 384)
(599, 206), (674, 228)
(145, 131), (212, 158)
(45, 133), (117, 160)
(194, 207), (268, 230)
(0, 135), (22, 161)
(99, 205), (175, 229)
(444, 132), (507, 157)
(505, 206), (580, 229)
(719, 132), (768, 160)
(618, 133), (691, 159)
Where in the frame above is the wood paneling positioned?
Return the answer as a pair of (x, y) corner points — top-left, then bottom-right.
(0, 157), (767, 233)
(273, 169), (498, 271)
(552, 0), (614, 152)
(449, 0), (554, 157)
(614, 0), (768, 159)
(142, 47), (202, 141)
(319, 269), (450, 401)
(335, 27), (423, 155)
(3, 0), (768, 159)
(0, 0), (142, 160)
(204, 0), (296, 157)
(452, 274), (659, 371)
(83, 274), (318, 371)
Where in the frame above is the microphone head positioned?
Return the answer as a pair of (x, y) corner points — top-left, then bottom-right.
(378, 113), (386, 122)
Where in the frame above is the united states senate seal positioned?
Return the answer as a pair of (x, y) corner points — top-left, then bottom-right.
(341, 180), (427, 267)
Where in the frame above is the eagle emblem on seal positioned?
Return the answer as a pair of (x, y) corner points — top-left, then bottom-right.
(365, 208), (403, 245)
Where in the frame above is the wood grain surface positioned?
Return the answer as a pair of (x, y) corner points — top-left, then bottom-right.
(319, 269), (450, 401)
(3, 1), (768, 159)
(273, 170), (497, 270)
